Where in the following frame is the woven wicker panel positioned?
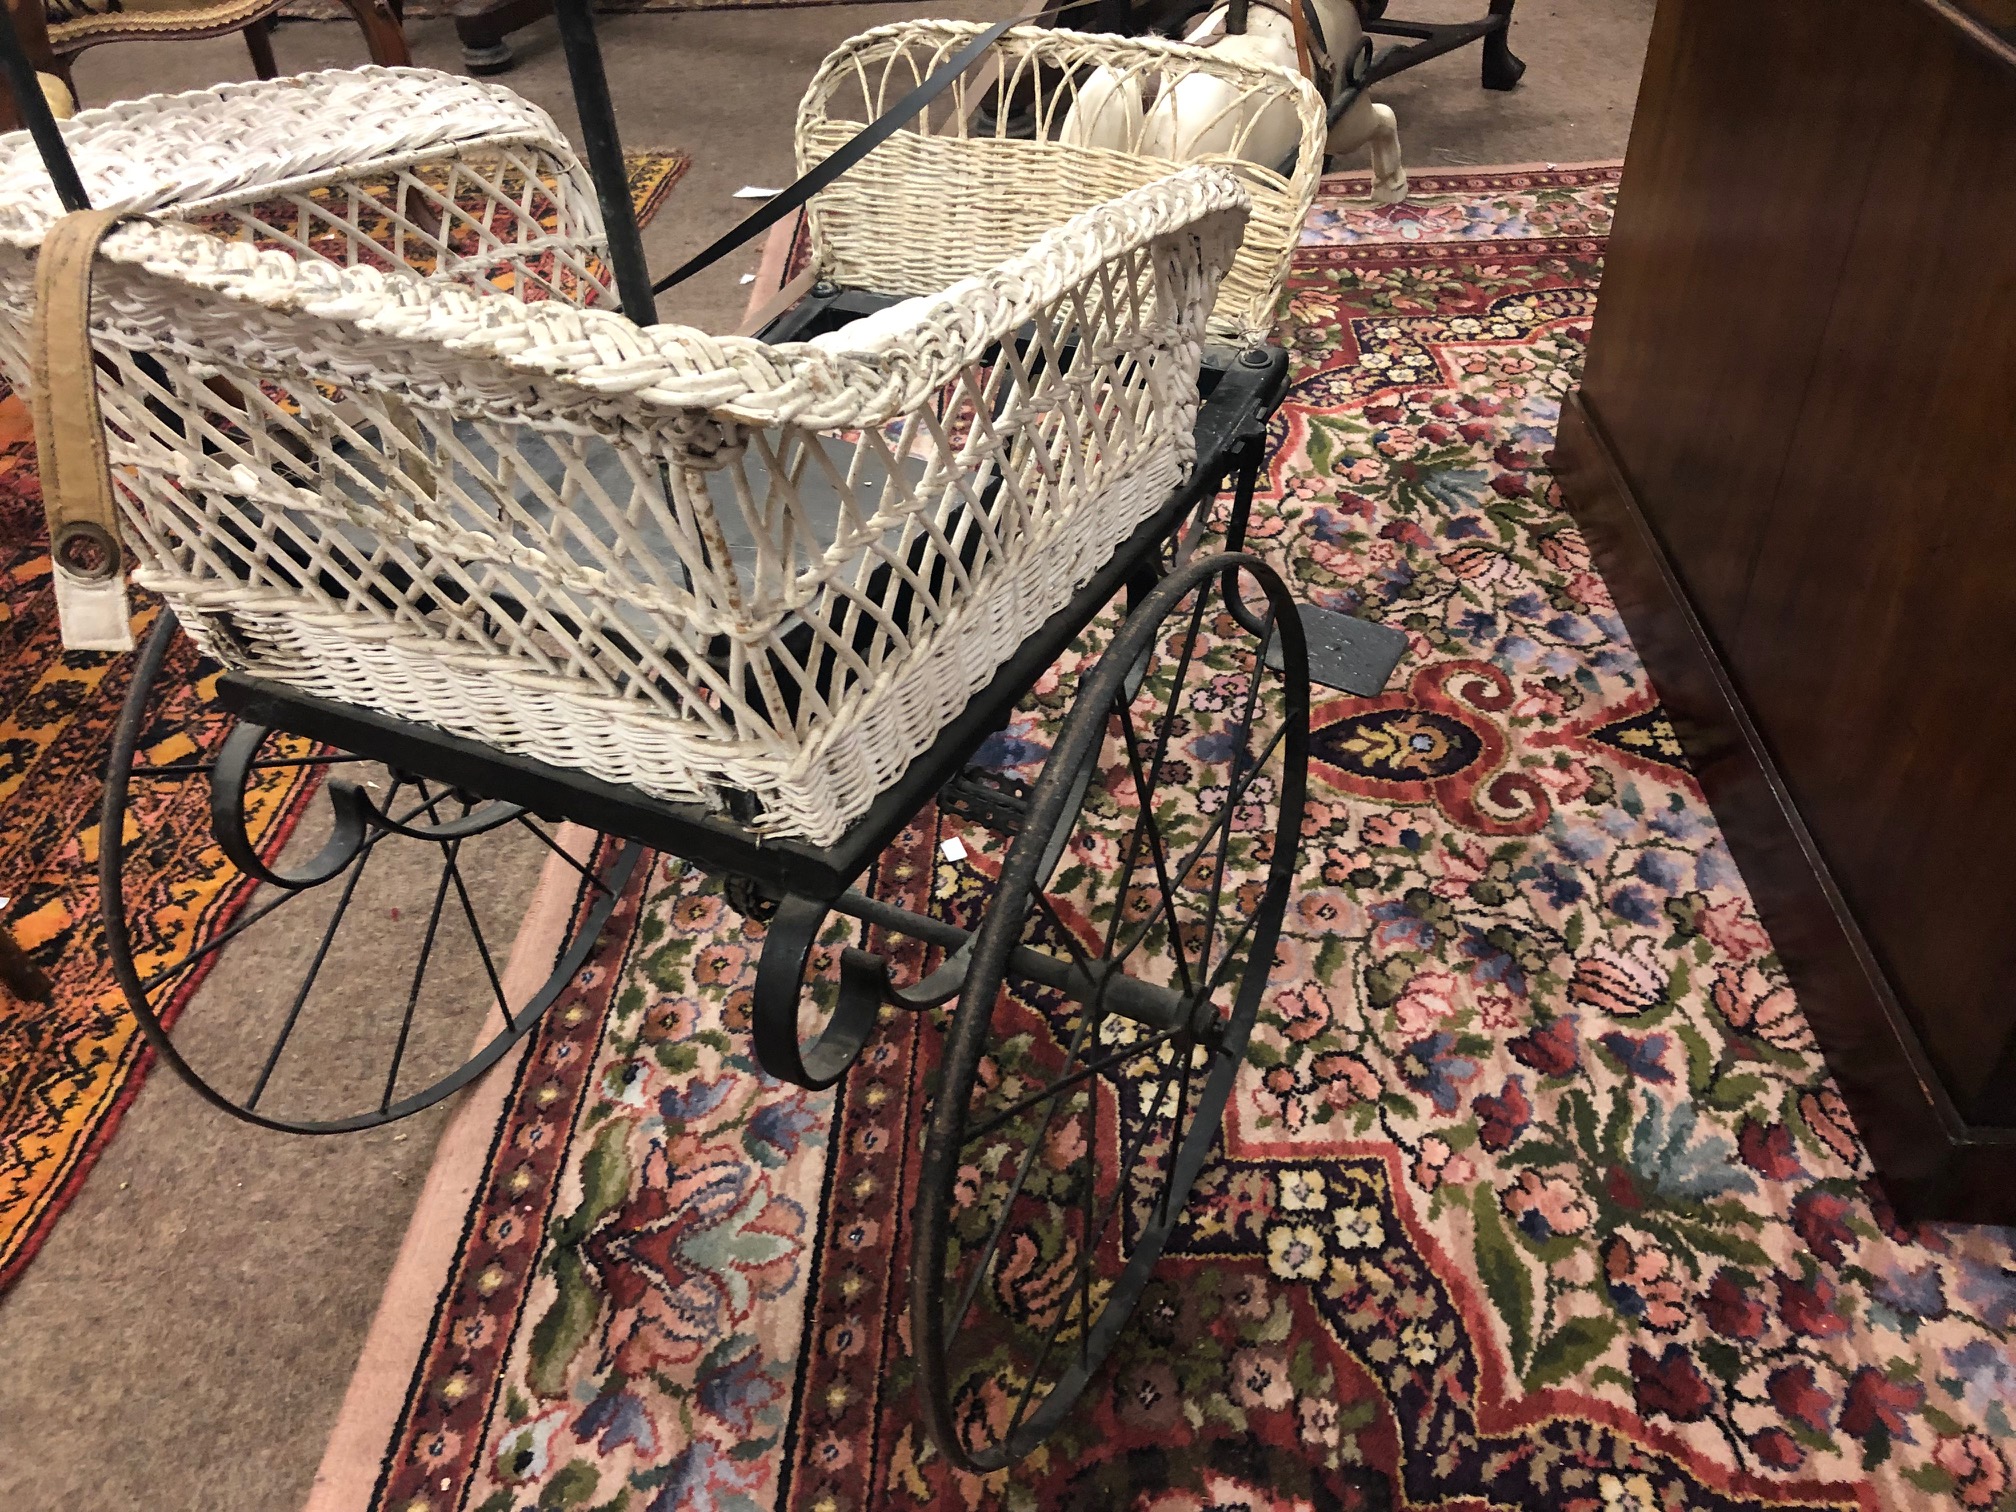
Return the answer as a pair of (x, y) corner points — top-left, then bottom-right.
(0, 68), (1251, 846)
(0, 68), (612, 305)
(797, 21), (1323, 347)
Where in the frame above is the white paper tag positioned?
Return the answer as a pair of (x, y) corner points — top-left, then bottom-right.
(53, 568), (135, 652)
(733, 186), (782, 199)
(940, 836), (968, 863)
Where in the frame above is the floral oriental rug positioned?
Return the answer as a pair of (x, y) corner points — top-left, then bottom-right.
(0, 152), (687, 1296)
(315, 165), (2016, 1512)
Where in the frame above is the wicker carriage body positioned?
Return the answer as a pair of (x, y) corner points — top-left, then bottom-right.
(0, 60), (1254, 846)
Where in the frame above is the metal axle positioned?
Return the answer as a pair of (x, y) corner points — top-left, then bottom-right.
(834, 888), (1192, 1032)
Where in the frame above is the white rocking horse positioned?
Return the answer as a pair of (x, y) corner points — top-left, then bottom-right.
(1063, 0), (1406, 203)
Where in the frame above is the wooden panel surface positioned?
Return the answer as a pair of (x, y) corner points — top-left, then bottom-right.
(1567, 0), (2016, 1200)
(1734, 35), (2016, 1116)
(1578, 0), (1891, 640)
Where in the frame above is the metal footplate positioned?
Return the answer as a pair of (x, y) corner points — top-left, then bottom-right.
(1269, 601), (1409, 695)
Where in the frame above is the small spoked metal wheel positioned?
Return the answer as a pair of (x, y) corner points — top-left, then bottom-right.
(100, 615), (642, 1134)
(914, 551), (1310, 1469)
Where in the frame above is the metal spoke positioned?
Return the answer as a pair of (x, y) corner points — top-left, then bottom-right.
(1086, 1037), (1195, 1289)
(1191, 600), (1278, 996)
(132, 789), (442, 997)
(1079, 1034), (1098, 1368)
(243, 781), (403, 1110)
(1003, 1029), (1190, 1444)
(1097, 585), (1212, 962)
(944, 997), (1105, 1346)
(1105, 720), (1291, 980)
(961, 1025), (1184, 1145)
(379, 790), (459, 1113)
(1197, 907), (1264, 1011)
(447, 831), (516, 1033)
(1025, 887), (1105, 1001)
(516, 816), (616, 896)
(1114, 700), (1197, 997)
(1158, 1034), (1198, 1223)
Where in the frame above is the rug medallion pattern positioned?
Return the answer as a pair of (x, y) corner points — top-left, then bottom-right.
(359, 167), (2015, 1512)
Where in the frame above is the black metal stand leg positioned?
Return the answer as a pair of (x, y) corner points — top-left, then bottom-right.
(1482, 0), (1526, 91)
(0, 17), (90, 212)
(550, 0), (658, 326)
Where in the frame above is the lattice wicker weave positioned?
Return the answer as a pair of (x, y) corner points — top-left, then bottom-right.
(797, 21), (1325, 347)
(0, 68), (616, 307)
(0, 65), (1252, 845)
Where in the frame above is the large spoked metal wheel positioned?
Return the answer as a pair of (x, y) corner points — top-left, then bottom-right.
(100, 615), (642, 1134)
(913, 552), (1310, 1469)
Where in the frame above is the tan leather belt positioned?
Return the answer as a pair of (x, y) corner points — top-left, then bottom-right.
(31, 207), (141, 653)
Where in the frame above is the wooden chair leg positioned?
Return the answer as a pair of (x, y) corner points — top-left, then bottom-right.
(243, 16), (278, 79)
(330, 0), (411, 67)
(452, 0), (554, 76)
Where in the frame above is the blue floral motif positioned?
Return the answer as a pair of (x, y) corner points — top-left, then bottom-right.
(744, 1098), (819, 1168)
(696, 1343), (786, 1436)
(1608, 884), (1661, 926)
(648, 1441), (764, 1512)
(974, 726), (1049, 770)
(1599, 1031), (1674, 1085)
(660, 1077), (733, 1124)
(1398, 1031), (1478, 1115)
(1953, 1250), (2016, 1333)
(1370, 897), (1439, 951)
(1634, 851), (1687, 891)
(1460, 928), (1527, 996)
(1190, 727), (1245, 764)
(574, 1389), (658, 1457)
(1626, 1095), (1753, 1204)
(1875, 1261), (1948, 1323)
(1534, 862), (1584, 907)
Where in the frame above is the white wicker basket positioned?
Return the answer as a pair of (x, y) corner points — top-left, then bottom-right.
(797, 21), (1325, 347)
(0, 62), (1252, 846)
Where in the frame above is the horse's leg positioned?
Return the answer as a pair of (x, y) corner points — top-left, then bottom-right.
(1365, 103), (1406, 202)
(1327, 99), (1407, 203)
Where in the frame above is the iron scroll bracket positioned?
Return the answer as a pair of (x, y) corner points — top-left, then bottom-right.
(749, 887), (1192, 1091)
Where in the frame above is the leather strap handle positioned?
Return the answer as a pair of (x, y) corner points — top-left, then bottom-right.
(31, 207), (142, 651)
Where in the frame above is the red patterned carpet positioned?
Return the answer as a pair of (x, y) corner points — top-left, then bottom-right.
(0, 405), (330, 1293)
(321, 167), (2016, 1512)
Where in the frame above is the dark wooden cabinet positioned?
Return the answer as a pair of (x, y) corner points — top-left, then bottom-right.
(1555, 0), (2016, 1220)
